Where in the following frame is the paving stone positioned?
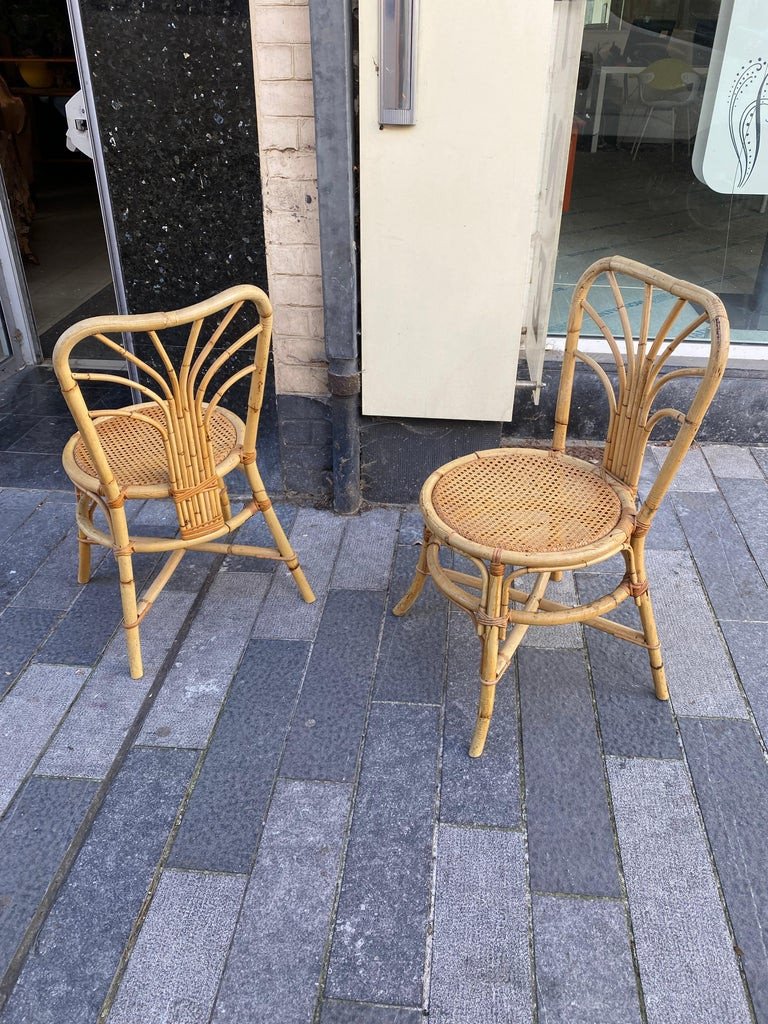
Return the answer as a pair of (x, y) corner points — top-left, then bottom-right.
(0, 664), (87, 815)
(331, 509), (399, 590)
(374, 542), (447, 704)
(9, 416), (79, 455)
(10, 528), (109, 611)
(0, 607), (62, 697)
(752, 447), (768, 480)
(0, 453), (69, 490)
(251, 508), (346, 640)
(280, 589), (386, 781)
(429, 824), (532, 1024)
(327, 703), (439, 1007)
(220, 500), (298, 572)
(0, 499), (73, 610)
(138, 572), (270, 749)
(163, 550), (218, 591)
(607, 756), (752, 1024)
(672, 490), (768, 621)
(107, 869), (247, 1024)
(576, 573), (681, 759)
(439, 610), (520, 827)
(719, 620), (768, 744)
(519, 573), (582, 648)
(397, 510), (426, 546)
(321, 1001), (423, 1023)
(717, 477), (768, 579)
(169, 639), (310, 872)
(0, 776), (97, 982)
(636, 454), (689, 553)
(702, 445), (763, 479)
(646, 549), (749, 718)
(0, 746), (198, 1024)
(0, 488), (50, 545)
(532, 894), (641, 1024)
(679, 717), (768, 1024)
(37, 592), (196, 779)
(519, 648), (620, 897)
(649, 445), (717, 492)
(212, 779), (350, 1024)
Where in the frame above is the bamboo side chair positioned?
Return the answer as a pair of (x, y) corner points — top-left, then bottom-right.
(53, 284), (314, 679)
(394, 256), (730, 757)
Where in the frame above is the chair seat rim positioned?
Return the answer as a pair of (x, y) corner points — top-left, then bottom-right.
(61, 402), (246, 500)
(419, 446), (637, 568)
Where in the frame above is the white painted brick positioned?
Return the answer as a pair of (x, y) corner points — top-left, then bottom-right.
(271, 274), (323, 307)
(298, 117), (315, 149)
(266, 148), (318, 180)
(274, 306), (310, 337)
(256, 44), (293, 80)
(258, 115), (299, 151)
(252, 6), (310, 44)
(308, 307), (325, 338)
(260, 80), (314, 118)
(273, 335), (326, 364)
(293, 44), (313, 80)
(269, 244), (305, 275)
(265, 178), (317, 212)
(265, 211), (318, 245)
(274, 358), (328, 396)
(303, 244), (322, 276)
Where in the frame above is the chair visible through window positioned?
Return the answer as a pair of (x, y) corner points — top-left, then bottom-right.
(393, 257), (730, 757)
(53, 285), (314, 679)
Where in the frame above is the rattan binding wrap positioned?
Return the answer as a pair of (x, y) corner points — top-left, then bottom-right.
(431, 449), (623, 553)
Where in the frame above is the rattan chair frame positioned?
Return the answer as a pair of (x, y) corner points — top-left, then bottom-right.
(394, 256), (730, 757)
(53, 284), (314, 679)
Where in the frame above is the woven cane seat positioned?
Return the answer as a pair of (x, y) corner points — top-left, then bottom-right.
(426, 448), (634, 559)
(67, 402), (243, 492)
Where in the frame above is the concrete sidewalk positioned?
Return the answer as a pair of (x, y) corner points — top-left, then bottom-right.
(1, 371), (768, 1022)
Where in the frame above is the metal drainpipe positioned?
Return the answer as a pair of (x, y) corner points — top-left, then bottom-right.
(309, 0), (361, 515)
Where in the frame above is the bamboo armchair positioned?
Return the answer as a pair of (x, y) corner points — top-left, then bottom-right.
(53, 285), (314, 679)
(394, 256), (730, 757)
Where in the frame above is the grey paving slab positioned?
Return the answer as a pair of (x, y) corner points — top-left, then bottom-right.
(212, 779), (350, 1024)
(519, 573), (582, 648)
(718, 477), (768, 578)
(169, 638), (310, 872)
(321, 1001), (423, 1024)
(0, 453), (68, 490)
(397, 510), (426, 546)
(0, 776), (97, 982)
(679, 717), (768, 1023)
(0, 663), (87, 815)
(331, 508), (399, 590)
(10, 528), (109, 610)
(220, 500), (297, 572)
(138, 571), (270, 749)
(532, 895), (641, 1024)
(327, 703), (440, 1007)
(607, 756), (752, 1024)
(252, 508), (346, 640)
(0, 747), (198, 1024)
(107, 868), (246, 1024)
(8, 415), (78, 455)
(0, 499), (73, 610)
(519, 647), (620, 896)
(440, 610), (520, 827)
(429, 824), (532, 1024)
(752, 447), (768, 479)
(672, 489), (768, 621)
(702, 445), (763, 479)
(280, 589), (386, 782)
(0, 488), (50, 545)
(374, 542), (447, 704)
(0, 607), (62, 697)
(649, 445), (717, 492)
(576, 573), (681, 759)
(37, 592), (196, 779)
(720, 619), (768, 743)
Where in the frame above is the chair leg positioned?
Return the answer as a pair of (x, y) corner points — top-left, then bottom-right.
(220, 483), (232, 522)
(637, 586), (668, 700)
(469, 559), (504, 758)
(243, 461), (315, 604)
(76, 490), (93, 584)
(392, 528), (431, 616)
(632, 105), (654, 160)
(116, 548), (143, 679)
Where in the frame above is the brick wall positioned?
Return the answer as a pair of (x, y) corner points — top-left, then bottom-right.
(249, 0), (328, 399)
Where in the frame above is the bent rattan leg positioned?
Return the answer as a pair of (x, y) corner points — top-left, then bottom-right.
(116, 548), (143, 679)
(636, 586), (668, 700)
(76, 490), (94, 584)
(469, 558), (505, 757)
(392, 528), (431, 616)
(243, 460), (315, 603)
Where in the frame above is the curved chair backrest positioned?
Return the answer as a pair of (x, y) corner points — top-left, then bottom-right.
(552, 256), (729, 533)
(53, 285), (273, 539)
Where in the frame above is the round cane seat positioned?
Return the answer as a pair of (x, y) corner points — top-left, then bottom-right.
(64, 402), (244, 495)
(425, 447), (636, 563)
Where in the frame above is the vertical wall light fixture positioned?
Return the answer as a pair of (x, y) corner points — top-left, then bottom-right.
(379, 0), (419, 125)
